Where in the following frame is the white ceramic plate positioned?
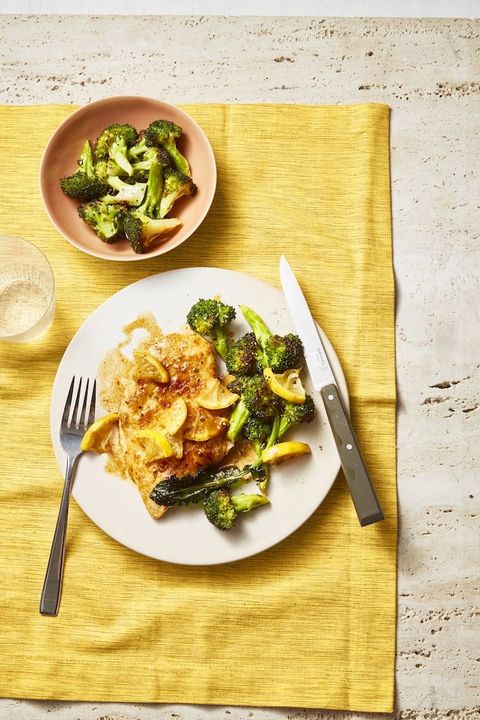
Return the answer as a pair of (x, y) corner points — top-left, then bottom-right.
(50, 268), (348, 565)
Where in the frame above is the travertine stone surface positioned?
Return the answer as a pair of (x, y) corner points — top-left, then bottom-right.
(0, 14), (478, 720)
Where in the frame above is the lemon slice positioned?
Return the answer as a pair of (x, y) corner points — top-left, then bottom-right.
(264, 367), (306, 404)
(135, 429), (174, 463)
(165, 431), (184, 459)
(81, 413), (119, 453)
(133, 350), (169, 383)
(159, 397), (188, 435)
(197, 378), (239, 410)
(262, 441), (311, 465)
(183, 403), (227, 441)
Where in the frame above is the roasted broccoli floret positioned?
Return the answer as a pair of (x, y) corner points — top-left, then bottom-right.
(243, 415), (271, 455)
(128, 135), (148, 159)
(131, 146), (173, 176)
(94, 124), (138, 176)
(76, 139), (94, 177)
(225, 333), (261, 377)
(135, 159), (164, 218)
(238, 375), (283, 420)
(160, 167), (197, 218)
(186, 298), (236, 359)
(150, 464), (266, 506)
(203, 489), (237, 530)
(278, 394), (316, 439)
(226, 375), (281, 445)
(102, 176), (147, 206)
(78, 201), (122, 242)
(264, 333), (304, 373)
(94, 158), (125, 182)
(60, 140), (108, 200)
(119, 210), (181, 254)
(240, 305), (304, 372)
(144, 119), (191, 176)
(60, 173), (108, 201)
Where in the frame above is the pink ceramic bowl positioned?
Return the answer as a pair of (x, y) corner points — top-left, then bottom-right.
(40, 96), (216, 261)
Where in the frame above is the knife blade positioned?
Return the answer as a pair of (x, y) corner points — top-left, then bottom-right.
(279, 255), (384, 527)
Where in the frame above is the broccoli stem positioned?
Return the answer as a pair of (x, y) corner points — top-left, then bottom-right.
(136, 160), (163, 218)
(78, 140), (94, 177)
(227, 399), (250, 443)
(164, 139), (191, 177)
(110, 140), (134, 176)
(240, 305), (272, 347)
(251, 414), (280, 475)
(212, 328), (229, 360)
(231, 494), (269, 512)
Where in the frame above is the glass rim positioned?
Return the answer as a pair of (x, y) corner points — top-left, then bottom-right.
(0, 235), (55, 341)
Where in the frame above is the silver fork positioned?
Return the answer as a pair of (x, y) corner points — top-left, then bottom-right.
(40, 376), (96, 616)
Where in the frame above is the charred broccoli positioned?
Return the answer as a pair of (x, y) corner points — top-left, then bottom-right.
(203, 489), (238, 530)
(94, 123), (138, 176)
(78, 201), (122, 243)
(94, 158), (125, 182)
(225, 332), (261, 377)
(135, 159), (164, 218)
(278, 394), (316, 439)
(160, 168), (197, 218)
(226, 375), (281, 444)
(144, 119), (191, 176)
(187, 298), (236, 359)
(243, 415), (271, 455)
(264, 333), (304, 373)
(76, 139), (94, 176)
(60, 140), (108, 200)
(127, 135), (148, 159)
(236, 375), (282, 420)
(119, 210), (181, 254)
(102, 176), (147, 206)
(150, 464), (266, 506)
(240, 305), (304, 372)
(60, 173), (108, 202)
(131, 146), (173, 176)
(60, 120), (195, 253)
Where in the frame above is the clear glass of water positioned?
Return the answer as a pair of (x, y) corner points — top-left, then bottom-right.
(0, 236), (55, 343)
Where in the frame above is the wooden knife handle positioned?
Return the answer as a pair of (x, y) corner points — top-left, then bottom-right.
(320, 383), (384, 526)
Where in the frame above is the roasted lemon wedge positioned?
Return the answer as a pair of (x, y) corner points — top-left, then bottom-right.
(262, 441), (311, 465)
(160, 397), (188, 435)
(133, 350), (169, 383)
(264, 367), (306, 404)
(81, 413), (119, 453)
(197, 377), (239, 410)
(184, 403), (228, 441)
(135, 429), (174, 463)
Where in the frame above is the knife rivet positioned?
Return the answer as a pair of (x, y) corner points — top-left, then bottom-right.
(328, 394), (333, 401)
(346, 443), (353, 450)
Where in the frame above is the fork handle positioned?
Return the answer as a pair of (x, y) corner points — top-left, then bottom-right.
(40, 455), (78, 616)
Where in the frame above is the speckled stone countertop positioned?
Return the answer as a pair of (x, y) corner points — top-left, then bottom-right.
(0, 14), (478, 720)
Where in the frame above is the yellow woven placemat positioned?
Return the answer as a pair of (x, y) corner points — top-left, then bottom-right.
(0, 103), (396, 712)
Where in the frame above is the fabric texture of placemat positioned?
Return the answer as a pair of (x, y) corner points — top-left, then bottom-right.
(0, 103), (396, 712)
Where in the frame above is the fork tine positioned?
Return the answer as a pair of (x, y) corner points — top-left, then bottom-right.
(78, 378), (89, 430)
(71, 377), (83, 429)
(87, 379), (97, 428)
(61, 376), (75, 427)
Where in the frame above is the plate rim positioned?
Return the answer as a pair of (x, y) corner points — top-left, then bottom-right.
(50, 267), (349, 565)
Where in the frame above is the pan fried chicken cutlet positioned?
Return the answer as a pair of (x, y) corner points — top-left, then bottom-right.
(98, 314), (233, 518)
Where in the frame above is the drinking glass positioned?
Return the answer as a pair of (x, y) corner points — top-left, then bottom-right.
(0, 236), (55, 342)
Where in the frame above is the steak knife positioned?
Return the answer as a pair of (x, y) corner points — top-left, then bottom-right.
(279, 255), (384, 527)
